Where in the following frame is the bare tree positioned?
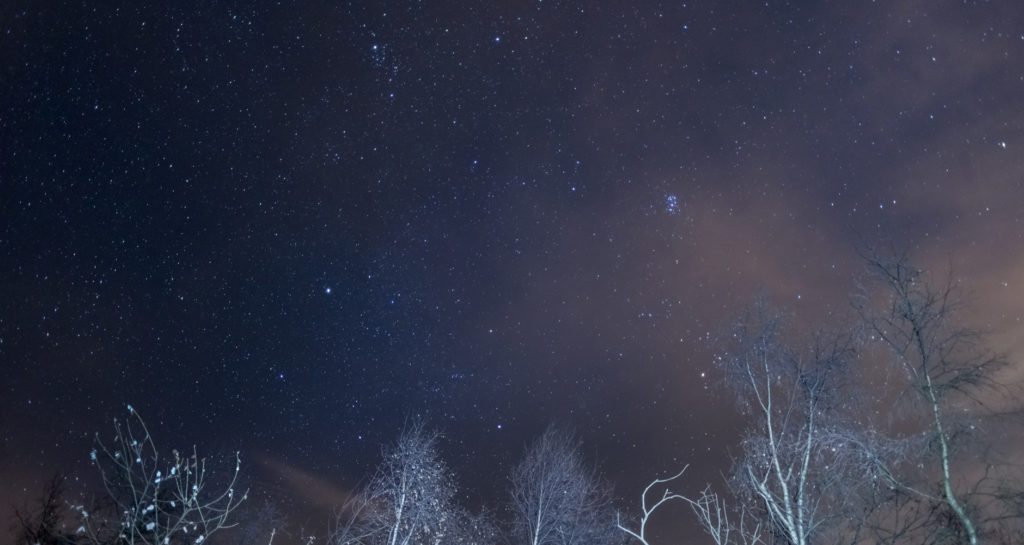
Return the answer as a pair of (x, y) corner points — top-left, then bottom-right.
(510, 426), (620, 545)
(853, 252), (1015, 545)
(714, 299), (863, 545)
(361, 422), (459, 545)
(72, 405), (247, 545)
(330, 423), (494, 545)
(12, 473), (83, 545)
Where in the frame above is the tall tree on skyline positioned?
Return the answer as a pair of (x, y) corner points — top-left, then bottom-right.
(362, 422), (458, 545)
(852, 251), (1017, 545)
(713, 299), (862, 545)
(510, 426), (621, 545)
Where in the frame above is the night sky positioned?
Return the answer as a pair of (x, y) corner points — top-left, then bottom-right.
(3, 1), (1024, 543)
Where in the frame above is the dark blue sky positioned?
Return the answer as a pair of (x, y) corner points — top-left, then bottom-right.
(3, 1), (1024, 543)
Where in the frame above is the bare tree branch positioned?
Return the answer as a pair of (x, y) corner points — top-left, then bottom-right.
(71, 405), (247, 545)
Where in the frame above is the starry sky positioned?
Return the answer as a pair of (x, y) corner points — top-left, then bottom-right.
(2, 1), (1024, 543)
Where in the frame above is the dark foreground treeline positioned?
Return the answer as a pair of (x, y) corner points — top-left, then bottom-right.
(11, 251), (1024, 545)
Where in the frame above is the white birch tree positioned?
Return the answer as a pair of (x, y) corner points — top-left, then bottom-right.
(510, 426), (620, 545)
(853, 252), (1013, 545)
(715, 300), (861, 545)
(363, 422), (458, 545)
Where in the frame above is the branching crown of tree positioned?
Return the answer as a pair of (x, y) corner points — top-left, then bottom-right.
(510, 426), (621, 545)
(71, 405), (247, 545)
